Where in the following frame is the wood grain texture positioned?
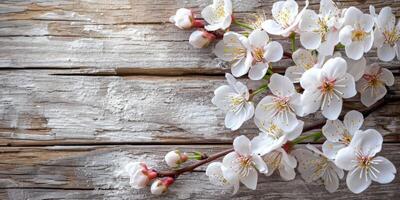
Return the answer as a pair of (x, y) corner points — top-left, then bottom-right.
(0, 144), (399, 199)
(0, 70), (399, 146)
(0, 0), (399, 74)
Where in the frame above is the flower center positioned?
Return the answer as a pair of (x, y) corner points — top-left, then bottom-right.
(252, 47), (265, 62)
(215, 4), (225, 19)
(357, 155), (373, 169)
(224, 46), (246, 60)
(383, 28), (399, 46)
(352, 29), (367, 41)
(316, 18), (329, 41)
(234, 155), (253, 177)
(320, 79), (336, 94)
(340, 133), (352, 145)
(266, 123), (284, 139)
(276, 9), (292, 27)
(229, 95), (245, 112)
(264, 151), (282, 172)
(363, 74), (382, 88)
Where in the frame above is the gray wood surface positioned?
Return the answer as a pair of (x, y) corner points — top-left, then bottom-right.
(0, 0), (399, 199)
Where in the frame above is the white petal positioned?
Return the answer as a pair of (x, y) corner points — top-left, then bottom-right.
(249, 29), (269, 48)
(241, 168), (258, 190)
(345, 41), (364, 60)
(300, 67), (321, 90)
(335, 73), (357, 99)
(292, 48), (316, 69)
(363, 34), (374, 52)
(346, 167), (372, 194)
(379, 68), (394, 86)
(343, 7), (363, 26)
(322, 141), (346, 160)
(321, 57), (347, 80)
(278, 163), (296, 181)
(335, 146), (357, 170)
(350, 129), (383, 157)
(292, 149), (322, 182)
(360, 85), (387, 107)
(301, 89), (322, 115)
(221, 165), (240, 194)
(263, 41), (283, 62)
(253, 155), (268, 173)
(201, 5), (216, 25)
(373, 29), (385, 48)
(370, 156), (396, 184)
(324, 168), (340, 193)
(274, 110), (299, 132)
(262, 20), (285, 35)
(300, 31), (322, 50)
(360, 14), (374, 32)
(299, 9), (319, 31)
(318, 31), (338, 56)
(322, 96), (342, 120)
(345, 57), (366, 81)
(225, 110), (246, 131)
(233, 135), (251, 155)
(268, 73), (296, 97)
(322, 120), (346, 142)
(344, 110), (364, 135)
(244, 102), (255, 121)
(231, 52), (252, 77)
(377, 7), (395, 31)
(251, 134), (285, 156)
(339, 25), (353, 46)
(255, 96), (276, 121)
(377, 44), (396, 62)
(223, 152), (239, 169)
(248, 63), (268, 80)
(285, 65), (305, 83)
(206, 162), (233, 188)
(286, 120), (304, 141)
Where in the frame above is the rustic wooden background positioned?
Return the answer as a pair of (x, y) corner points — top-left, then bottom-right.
(0, 0), (399, 199)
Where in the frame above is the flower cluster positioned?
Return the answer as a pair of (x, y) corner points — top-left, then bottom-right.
(126, 0), (398, 196)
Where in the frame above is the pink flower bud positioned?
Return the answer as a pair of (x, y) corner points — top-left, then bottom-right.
(164, 150), (188, 168)
(125, 162), (157, 189)
(150, 177), (175, 195)
(189, 30), (216, 48)
(169, 8), (204, 29)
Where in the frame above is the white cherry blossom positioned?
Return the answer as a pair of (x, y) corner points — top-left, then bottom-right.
(150, 177), (175, 195)
(356, 64), (394, 107)
(189, 30), (216, 48)
(251, 119), (304, 156)
(339, 7), (374, 60)
(322, 110), (364, 159)
(164, 150), (188, 168)
(222, 135), (268, 190)
(293, 144), (344, 193)
(300, 57), (357, 120)
(206, 162), (240, 194)
(214, 32), (252, 77)
(299, 0), (342, 55)
(255, 73), (303, 131)
(201, 0), (232, 31)
(125, 162), (157, 189)
(212, 73), (254, 130)
(335, 129), (396, 193)
(262, 148), (297, 181)
(245, 29), (283, 80)
(370, 6), (400, 61)
(169, 8), (195, 29)
(262, 0), (309, 37)
(284, 48), (324, 83)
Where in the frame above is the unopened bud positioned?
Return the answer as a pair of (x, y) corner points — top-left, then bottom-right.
(169, 8), (204, 29)
(125, 162), (157, 189)
(189, 30), (216, 48)
(150, 177), (175, 195)
(164, 150), (188, 168)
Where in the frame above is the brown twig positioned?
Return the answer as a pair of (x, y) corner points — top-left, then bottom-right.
(156, 95), (400, 179)
(283, 51), (292, 59)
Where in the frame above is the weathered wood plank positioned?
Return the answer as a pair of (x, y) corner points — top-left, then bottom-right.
(0, 0), (399, 74)
(0, 70), (399, 146)
(0, 144), (399, 199)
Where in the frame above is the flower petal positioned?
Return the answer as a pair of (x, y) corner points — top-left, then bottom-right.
(339, 25), (353, 46)
(225, 110), (246, 131)
(350, 129), (383, 157)
(360, 85), (387, 107)
(377, 44), (396, 62)
(360, 14), (374, 32)
(346, 167), (372, 194)
(212, 85), (235, 111)
(241, 168), (258, 190)
(343, 7), (363, 26)
(324, 168), (340, 193)
(335, 73), (357, 99)
(262, 20), (284, 35)
(379, 68), (395, 86)
(321, 96), (342, 120)
(286, 120), (304, 141)
(263, 41), (283, 62)
(377, 7), (395, 31)
(249, 29), (269, 48)
(253, 155), (268, 173)
(345, 41), (364, 60)
(299, 9), (319, 32)
(370, 156), (396, 184)
(345, 57), (366, 81)
(335, 146), (357, 170)
(268, 73), (296, 97)
(344, 110), (364, 135)
(285, 65), (305, 83)
(251, 134), (285, 156)
(322, 141), (346, 160)
(248, 63), (268, 80)
(233, 135), (251, 155)
(322, 119), (346, 142)
(301, 89), (322, 115)
(300, 31), (322, 50)
(300, 67), (322, 90)
(321, 57), (347, 80)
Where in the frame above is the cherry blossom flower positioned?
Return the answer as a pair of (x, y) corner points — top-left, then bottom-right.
(251, 119), (304, 156)
(300, 57), (357, 120)
(214, 32), (252, 77)
(262, 0), (310, 37)
(255, 73), (303, 131)
(150, 177), (175, 195)
(322, 110), (364, 159)
(299, 0), (342, 55)
(169, 8), (197, 29)
(338, 7), (374, 60)
(222, 135), (268, 190)
(125, 162), (157, 189)
(201, 0), (233, 31)
(189, 30), (216, 48)
(164, 150), (188, 168)
(370, 6), (400, 61)
(284, 48), (324, 83)
(335, 129), (396, 193)
(293, 144), (344, 193)
(206, 162), (240, 194)
(212, 73), (254, 130)
(262, 148), (297, 180)
(356, 64), (394, 107)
